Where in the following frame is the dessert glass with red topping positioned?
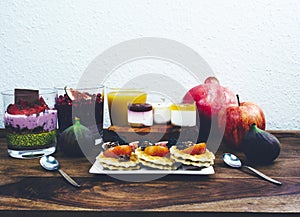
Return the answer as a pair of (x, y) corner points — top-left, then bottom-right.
(54, 86), (104, 152)
(1, 88), (57, 158)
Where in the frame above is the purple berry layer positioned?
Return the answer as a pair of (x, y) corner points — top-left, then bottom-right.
(4, 109), (57, 132)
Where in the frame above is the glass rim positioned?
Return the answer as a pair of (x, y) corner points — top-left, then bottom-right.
(106, 87), (144, 91)
(1, 88), (57, 96)
(55, 85), (104, 91)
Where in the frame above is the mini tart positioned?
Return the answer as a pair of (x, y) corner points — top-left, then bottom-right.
(97, 152), (140, 170)
(135, 147), (176, 170)
(99, 162), (140, 171)
(170, 146), (215, 168)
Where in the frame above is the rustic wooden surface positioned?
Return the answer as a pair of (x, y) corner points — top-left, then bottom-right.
(0, 129), (299, 217)
(106, 125), (199, 142)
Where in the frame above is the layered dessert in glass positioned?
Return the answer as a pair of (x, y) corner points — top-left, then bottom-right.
(2, 88), (57, 158)
(127, 103), (153, 127)
(55, 86), (103, 133)
(54, 86), (104, 157)
(170, 103), (196, 127)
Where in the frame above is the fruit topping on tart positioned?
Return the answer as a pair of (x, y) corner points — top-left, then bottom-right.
(170, 141), (215, 168)
(143, 145), (169, 157)
(138, 140), (153, 151)
(135, 140), (176, 170)
(103, 145), (133, 160)
(182, 143), (206, 155)
(174, 141), (207, 155)
(102, 141), (122, 150)
(97, 142), (140, 170)
(136, 140), (169, 156)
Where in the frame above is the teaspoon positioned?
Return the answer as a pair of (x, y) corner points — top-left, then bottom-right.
(40, 155), (80, 188)
(222, 153), (282, 185)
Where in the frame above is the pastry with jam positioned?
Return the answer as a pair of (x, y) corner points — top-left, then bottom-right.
(134, 140), (176, 170)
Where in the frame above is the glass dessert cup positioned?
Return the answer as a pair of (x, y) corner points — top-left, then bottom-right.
(107, 87), (147, 126)
(146, 93), (172, 125)
(55, 86), (104, 134)
(127, 103), (153, 127)
(170, 102), (197, 127)
(2, 88), (57, 158)
(54, 85), (104, 157)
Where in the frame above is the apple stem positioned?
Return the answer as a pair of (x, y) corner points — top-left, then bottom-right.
(236, 94), (240, 106)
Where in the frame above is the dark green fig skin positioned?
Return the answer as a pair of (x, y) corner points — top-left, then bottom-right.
(241, 124), (281, 165)
(59, 118), (94, 157)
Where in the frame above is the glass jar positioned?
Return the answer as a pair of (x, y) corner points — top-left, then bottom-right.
(2, 88), (57, 158)
(54, 85), (104, 157)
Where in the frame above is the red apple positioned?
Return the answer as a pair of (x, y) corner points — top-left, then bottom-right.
(218, 95), (266, 149)
(183, 77), (237, 141)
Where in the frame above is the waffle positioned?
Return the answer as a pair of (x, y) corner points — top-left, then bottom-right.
(170, 146), (215, 167)
(97, 152), (140, 170)
(135, 147), (176, 170)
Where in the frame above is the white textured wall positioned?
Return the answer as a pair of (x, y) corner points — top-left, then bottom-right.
(0, 0), (299, 129)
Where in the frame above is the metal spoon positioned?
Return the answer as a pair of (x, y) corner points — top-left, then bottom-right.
(222, 153), (282, 185)
(40, 155), (80, 188)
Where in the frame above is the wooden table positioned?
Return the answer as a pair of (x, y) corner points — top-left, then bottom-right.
(0, 129), (299, 217)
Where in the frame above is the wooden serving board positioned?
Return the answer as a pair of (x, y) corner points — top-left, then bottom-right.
(104, 125), (199, 142)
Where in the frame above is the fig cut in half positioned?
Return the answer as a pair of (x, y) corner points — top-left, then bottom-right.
(64, 86), (92, 101)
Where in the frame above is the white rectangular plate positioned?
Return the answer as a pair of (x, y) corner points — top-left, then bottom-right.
(89, 160), (215, 175)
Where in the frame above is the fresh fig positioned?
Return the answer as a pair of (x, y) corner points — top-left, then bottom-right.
(59, 117), (94, 157)
(241, 124), (281, 164)
(64, 86), (92, 101)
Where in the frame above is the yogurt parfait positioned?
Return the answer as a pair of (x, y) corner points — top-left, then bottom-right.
(2, 89), (57, 158)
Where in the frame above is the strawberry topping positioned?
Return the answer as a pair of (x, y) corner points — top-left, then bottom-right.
(7, 97), (49, 116)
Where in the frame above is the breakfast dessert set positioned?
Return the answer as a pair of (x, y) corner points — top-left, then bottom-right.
(97, 140), (215, 171)
(2, 76), (281, 174)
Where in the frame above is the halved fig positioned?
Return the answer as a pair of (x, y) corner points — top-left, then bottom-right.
(64, 86), (92, 101)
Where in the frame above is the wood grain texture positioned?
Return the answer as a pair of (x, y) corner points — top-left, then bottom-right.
(0, 129), (299, 216)
(105, 125), (199, 143)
